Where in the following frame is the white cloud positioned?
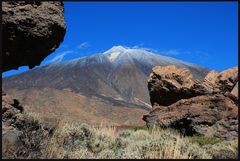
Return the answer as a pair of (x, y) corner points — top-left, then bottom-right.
(50, 50), (73, 63)
(77, 42), (90, 49)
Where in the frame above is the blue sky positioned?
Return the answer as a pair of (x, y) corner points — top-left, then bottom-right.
(3, 2), (238, 77)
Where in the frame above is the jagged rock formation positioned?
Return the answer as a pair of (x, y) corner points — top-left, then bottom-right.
(204, 67), (238, 93)
(143, 66), (238, 139)
(2, 1), (66, 71)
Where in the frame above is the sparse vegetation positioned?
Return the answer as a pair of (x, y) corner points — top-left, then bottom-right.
(4, 113), (238, 159)
(203, 140), (238, 159)
(6, 113), (52, 159)
(43, 122), (237, 159)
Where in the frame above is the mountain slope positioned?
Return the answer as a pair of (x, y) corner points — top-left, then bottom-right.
(3, 46), (210, 125)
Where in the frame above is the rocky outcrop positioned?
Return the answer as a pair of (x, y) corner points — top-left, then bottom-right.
(204, 67), (238, 93)
(2, 1), (66, 71)
(2, 1), (66, 158)
(2, 92), (23, 158)
(2, 92), (55, 159)
(143, 66), (238, 139)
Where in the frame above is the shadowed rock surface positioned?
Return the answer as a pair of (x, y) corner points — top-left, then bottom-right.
(143, 66), (238, 139)
(2, 1), (66, 71)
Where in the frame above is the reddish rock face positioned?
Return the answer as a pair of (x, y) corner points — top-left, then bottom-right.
(2, 1), (66, 71)
(143, 66), (238, 139)
(204, 67), (238, 92)
(231, 82), (238, 98)
(148, 66), (211, 106)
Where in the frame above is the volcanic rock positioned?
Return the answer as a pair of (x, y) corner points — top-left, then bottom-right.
(2, 1), (66, 71)
(143, 66), (238, 139)
(148, 65), (210, 106)
(204, 67), (238, 93)
(231, 82), (238, 98)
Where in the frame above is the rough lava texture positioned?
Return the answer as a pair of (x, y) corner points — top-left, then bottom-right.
(2, 1), (66, 71)
(143, 66), (238, 139)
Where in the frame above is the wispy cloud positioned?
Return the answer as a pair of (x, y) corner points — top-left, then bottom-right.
(47, 42), (91, 64)
(50, 50), (73, 63)
(77, 42), (90, 49)
(132, 42), (144, 49)
(159, 49), (181, 56)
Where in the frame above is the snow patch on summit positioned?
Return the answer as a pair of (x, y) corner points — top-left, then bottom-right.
(108, 51), (121, 62)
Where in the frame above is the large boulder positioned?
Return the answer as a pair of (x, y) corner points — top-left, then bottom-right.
(2, 1), (66, 71)
(143, 66), (238, 139)
(148, 65), (211, 106)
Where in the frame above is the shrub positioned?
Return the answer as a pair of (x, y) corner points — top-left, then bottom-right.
(44, 123), (96, 158)
(129, 129), (151, 141)
(188, 135), (223, 146)
(115, 128), (211, 159)
(3, 112), (51, 159)
(131, 125), (148, 131)
(67, 148), (95, 159)
(117, 129), (132, 138)
(96, 149), (115, 159)
(203, 140), (238, 159)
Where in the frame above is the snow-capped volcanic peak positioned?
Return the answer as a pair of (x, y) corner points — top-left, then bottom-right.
(102, 45), (199, 68)
(103, 46), (129, 62)
(103, 45), (166, 63)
